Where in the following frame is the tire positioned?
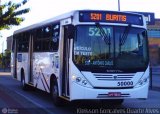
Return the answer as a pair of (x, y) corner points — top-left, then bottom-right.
(21, 71), (28, 90)
(51, 79), (63, 106)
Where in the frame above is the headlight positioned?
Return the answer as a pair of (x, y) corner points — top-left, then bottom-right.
(135, 76), (149, 88)
(135, 66), (150, 88)
(72, 74), (92, 88)
(71, 75), (76, 81)
(82, 80), (88, 85)
(76, 77), (81, 82)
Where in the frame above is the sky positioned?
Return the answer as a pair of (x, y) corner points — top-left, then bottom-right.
(0, 0), (160, 52)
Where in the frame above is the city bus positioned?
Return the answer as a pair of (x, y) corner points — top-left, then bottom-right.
(11, 10), (149, 106)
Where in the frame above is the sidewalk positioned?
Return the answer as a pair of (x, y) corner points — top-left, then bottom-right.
(0, 68), (11, 76)
(150, 66), (160, 91)
(0, 72), (11, 76)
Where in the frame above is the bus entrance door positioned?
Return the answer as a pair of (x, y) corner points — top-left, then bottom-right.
(61, 25), (73, 97)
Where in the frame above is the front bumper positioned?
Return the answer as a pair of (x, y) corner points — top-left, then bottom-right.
(70, 82), (149, 101)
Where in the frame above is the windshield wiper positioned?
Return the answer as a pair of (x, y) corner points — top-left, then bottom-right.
(96, 23), (111, 45)
(119, 24), (131, 53)
(95, 23), (111, 55)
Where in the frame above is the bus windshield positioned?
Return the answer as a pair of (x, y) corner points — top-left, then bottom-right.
(73, 25), (149, 72)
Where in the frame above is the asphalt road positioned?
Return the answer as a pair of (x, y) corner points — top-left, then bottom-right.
(0, 74), (160, 114)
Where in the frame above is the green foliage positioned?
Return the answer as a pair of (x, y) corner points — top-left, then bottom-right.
(0, 50), (11, 68)
(0, 0), (30, 30)
(0, 53), (3, 68)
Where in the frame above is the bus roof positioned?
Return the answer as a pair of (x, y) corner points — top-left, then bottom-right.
(14, 10), (144, 34)
(14, 10), (75, 34)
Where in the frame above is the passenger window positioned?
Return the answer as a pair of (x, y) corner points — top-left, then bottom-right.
(51, 24), (60, 51)
(44, 26), (52, 38)
(17, 32), (29, 52)
(34, 23), (60, 52)
(12, 36), (16, 52)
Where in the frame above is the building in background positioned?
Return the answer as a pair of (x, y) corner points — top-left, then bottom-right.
(6, 35), (12, 51)
(148, 19), (160, 66)
(3, 36), (12, 70)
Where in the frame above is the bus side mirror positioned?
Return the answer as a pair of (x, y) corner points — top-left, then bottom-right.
(65, 25), (75, 39)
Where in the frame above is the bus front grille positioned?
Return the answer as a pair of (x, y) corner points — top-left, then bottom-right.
(93, 73), (135, 81)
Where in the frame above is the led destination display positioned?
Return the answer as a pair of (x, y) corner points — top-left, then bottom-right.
(79, 11), (143, 25)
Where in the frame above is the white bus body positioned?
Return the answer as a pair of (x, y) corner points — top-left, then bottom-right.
(11, 10), (150, 105)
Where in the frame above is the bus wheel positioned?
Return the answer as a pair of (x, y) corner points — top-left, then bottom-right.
(21, 71), (28, 90)
(51, 79), (62, 106)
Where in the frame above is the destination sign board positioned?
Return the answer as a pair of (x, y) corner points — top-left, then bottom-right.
(79, 11), (143, 25)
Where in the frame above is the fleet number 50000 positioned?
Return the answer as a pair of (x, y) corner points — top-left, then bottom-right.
(117, 81), (133, 86)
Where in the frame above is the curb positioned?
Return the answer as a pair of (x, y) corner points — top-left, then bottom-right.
(0, 72), (11, 76)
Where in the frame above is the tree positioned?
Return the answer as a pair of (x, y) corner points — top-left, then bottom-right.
(0, 0), (30, 30)
(0, 53), (2, 68)
(4, 49), (11, 68)
(0, 50), (11, 69)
